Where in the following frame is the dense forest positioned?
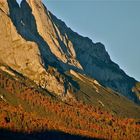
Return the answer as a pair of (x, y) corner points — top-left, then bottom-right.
(0, 69), (140, 140)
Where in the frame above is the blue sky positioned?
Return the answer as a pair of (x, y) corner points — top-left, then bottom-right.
(17, 0), (140, 81)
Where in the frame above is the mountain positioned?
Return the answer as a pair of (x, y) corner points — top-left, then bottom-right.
(0, 0), (140, 139)
(0, 0), (139, 103)
(0, 65), (140, 140)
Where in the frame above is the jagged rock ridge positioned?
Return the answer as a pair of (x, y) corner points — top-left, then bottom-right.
(0, 0), (139, 103)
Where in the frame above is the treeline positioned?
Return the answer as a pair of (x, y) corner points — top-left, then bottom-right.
(0, 70), (140, 140)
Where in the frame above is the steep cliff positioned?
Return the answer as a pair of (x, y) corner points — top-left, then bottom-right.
(0, 0), (139, 103)
(49, 12), (137, 102)
(0, 0), (69, 97)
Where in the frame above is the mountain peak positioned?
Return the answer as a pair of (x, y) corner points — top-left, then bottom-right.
(23, 0), (44, 9)
(0, 1), (140, 139)
(0, 0), (139, 104)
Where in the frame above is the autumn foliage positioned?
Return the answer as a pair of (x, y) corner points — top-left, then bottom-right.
(0, 70), (140, 140)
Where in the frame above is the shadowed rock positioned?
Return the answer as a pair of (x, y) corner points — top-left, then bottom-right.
(0, 0), (139, 103)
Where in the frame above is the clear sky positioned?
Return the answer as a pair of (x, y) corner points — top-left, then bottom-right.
(17, 0), (140, 81)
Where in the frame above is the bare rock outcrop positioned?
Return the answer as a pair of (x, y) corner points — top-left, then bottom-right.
(0, 4), (66, 96)
(0, 0), (9, 14)
(0, 0), (139, 103)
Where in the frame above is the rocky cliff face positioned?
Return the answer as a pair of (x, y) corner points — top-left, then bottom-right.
(0, 0), (68, 97)
(0, 0), (139, 103)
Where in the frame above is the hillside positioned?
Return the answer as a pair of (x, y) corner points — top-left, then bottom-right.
(0, 66), (140, 140)
(0, 0), (139, 103)
(0, 0), (140, 140)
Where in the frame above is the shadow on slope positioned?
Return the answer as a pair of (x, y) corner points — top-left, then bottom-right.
(7, 0), (81, 94)
(0, 129), (102, 140)
(7, 0), (83, 74)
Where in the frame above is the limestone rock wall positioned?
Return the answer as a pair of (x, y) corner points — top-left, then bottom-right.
(0, 0), (139, 103)
(0, 7), (65, 96)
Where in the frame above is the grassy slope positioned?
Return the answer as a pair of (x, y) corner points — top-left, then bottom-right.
(67, 71), (140, 118)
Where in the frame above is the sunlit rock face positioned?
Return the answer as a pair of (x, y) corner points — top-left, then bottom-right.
(0, 0), (9, 14)
(0, 0), (139, 103)
(0, 0), (66, 96)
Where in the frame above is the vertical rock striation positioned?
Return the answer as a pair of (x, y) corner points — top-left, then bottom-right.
(0, 0), (139, 103)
